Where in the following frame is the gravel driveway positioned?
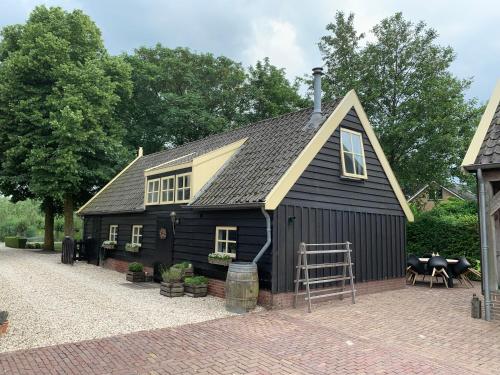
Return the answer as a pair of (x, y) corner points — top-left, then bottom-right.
(0, 244), (236, 353)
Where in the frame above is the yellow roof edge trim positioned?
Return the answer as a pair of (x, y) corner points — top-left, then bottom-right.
(462, 79), (500, 169)
(192, 138), (248, 166)
(144, 161), (193, 177)
(77, 154), (142, 215)
(264, 90), (414, 222)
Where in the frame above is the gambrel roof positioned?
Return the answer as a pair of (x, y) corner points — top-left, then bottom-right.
(462, 80), (500, 169)
(78, 91), (413, 221)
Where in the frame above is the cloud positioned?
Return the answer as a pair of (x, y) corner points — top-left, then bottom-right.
(243, 18), (306, 80)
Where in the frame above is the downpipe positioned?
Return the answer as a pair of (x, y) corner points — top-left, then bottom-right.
(477, 168), (492, 321)
(253, 206), (271, 264)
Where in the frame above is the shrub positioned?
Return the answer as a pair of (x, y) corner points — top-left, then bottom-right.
(128, 262), (144, 272)
(172, 261), (191, 269)
(4, 237), (27, 249)
(184, 276), (208, 286)
(162, 267), (183, 283)
(408, 198), (480, 267)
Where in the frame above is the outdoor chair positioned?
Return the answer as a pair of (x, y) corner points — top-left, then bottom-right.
(406, 254), (425, 285)
(453, 257), (473, 288)
(428, 256), (449, 288)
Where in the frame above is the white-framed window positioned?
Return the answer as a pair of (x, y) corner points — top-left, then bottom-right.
(340, 128), (367, 179)
(109, 225), (118, 242)
(215, 226), (237, 258)
(161, 176), (175, 204)
(146, 178), (160, 204)
(131, 225), (143, 246)
(176, 173), (191, 202)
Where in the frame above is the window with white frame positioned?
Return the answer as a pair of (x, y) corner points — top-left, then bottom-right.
(161, 176), (175, 203)
(109, 225), (118, 242)
(131, 225), (143, 246)
(340, 128), (367, 179)
(215, 226), (237, 257)
(176, 173), (191, 202)
(146, 179), (160, 204)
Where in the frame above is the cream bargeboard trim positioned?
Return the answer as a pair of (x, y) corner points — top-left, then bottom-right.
(77, 154), (143, 215)
(462, 80), (500, 168)
(264, 89), (414, 222)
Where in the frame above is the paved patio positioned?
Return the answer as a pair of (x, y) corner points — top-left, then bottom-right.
(1, 275), (498, 374)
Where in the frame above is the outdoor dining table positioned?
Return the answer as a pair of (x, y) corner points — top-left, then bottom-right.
(418, 258), (458, 287)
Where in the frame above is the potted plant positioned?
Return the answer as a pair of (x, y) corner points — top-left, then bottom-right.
(126, 262), (145, 282)
(172, 261), (194, 279)
(0, 311), (8, 335)
(184, 276), (208, 298)
(208, 252), (233, 266)
(160, 267), (184, 297)
(101, 240), (117, 250)
(125, 243), (141, 253)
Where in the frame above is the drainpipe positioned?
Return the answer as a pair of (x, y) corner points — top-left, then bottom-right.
(253, 206), (271, 264)
(477, 168), (492, 321)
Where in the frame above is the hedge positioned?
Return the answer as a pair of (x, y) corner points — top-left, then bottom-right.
(407, 198), (480, 266)
(4, 236), (28, 249)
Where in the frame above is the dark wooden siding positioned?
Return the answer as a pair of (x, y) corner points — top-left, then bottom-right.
(273, 108), (407, 293)
(83, 207), (272, 289)
(272, 206), (406, 293)
(281, 108), (404, 216)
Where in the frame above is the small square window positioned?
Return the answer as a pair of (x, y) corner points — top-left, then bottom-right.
(132, 225), (143, 246)
(215, 226), (237, 258)
(109, 225), (118, 242)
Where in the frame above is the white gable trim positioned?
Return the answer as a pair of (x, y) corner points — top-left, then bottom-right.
(264, 90), (414, 222)
(462, 80), (500, 168)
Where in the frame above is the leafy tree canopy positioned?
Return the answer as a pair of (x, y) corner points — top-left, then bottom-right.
(0, 6), (132, 208)
(319, 12), (482, 193)
(120, 47), (308, 154)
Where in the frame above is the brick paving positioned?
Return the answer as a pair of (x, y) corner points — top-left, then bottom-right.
(1, 282), (498, 374)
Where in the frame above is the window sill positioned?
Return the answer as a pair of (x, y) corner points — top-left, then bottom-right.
(340, 175), (367, 182)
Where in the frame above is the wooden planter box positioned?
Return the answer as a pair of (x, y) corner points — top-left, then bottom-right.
(102, 244), (116, 250)
(208, 257), (232, 266)
(160, 282), (184, 297)
(183, 268), (194, 278)
(126, 271), (145, 282)
(0, 321), (8, 335)
(185, 284), (208, 298)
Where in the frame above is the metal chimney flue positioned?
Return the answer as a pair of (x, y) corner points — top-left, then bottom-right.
(304, 66), (325, 130)
(312, 67), (323, 114)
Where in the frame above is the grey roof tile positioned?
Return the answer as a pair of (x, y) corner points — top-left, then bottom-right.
(80, 102), (340, 214)
(475, 103), (500, 165)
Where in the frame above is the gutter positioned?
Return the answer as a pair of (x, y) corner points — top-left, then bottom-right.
(477, 168), (492, 321)
(253, 206), (272, 264)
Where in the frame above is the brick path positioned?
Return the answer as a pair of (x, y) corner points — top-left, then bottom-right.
(1, 282), (498, 374)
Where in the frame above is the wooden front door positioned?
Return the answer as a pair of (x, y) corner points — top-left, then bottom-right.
(156, 217), (174, 267)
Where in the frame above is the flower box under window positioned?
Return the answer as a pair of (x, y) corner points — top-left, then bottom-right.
(208, 253), (233, 266)
(125, 243), (141, 253)
(102, 240), (117, 250)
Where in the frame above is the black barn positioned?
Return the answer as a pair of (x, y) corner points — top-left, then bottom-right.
(79, 80), (413, 306)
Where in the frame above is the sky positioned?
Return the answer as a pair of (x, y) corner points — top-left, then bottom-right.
(1, 0), (498, 102)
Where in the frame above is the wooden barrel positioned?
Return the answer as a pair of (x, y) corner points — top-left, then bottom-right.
(225, 262), (259, 313)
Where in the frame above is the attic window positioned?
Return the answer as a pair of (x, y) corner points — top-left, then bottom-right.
(176, 173), (191, 202)
(340, 128), (367, 179)
(146, 179), (160, 204)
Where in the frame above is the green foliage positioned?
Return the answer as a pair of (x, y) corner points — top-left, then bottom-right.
(125, 243), (140, 252)
(172, 261), (191, 269)
(128, 262), (144, 272)
(26, 242), (43, 249)
(120, 46), (308, 154)
(0, 6), (132, 229)
(161, 266), (183, 283)
(208, 252), (232, 260)
(319, 12), (482, 192)
(407, 198), (480, 263)
(184, 276), (208, 286)
(4, 236), (27, 248)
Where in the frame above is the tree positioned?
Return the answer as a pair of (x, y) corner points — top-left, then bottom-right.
(242, 58), (309, 123)
(0, 6), (132, 238)
(120, 45), (247, 153)
(319, 12), (482, 193)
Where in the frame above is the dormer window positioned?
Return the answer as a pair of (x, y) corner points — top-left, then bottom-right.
(340, 128), (367, 179)
(146, 179), (160, 204)
(161, 176), (175, 203)
(176, 173), (191, 202)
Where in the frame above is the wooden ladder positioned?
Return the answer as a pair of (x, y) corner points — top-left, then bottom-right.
(293, 241), (356, 312)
